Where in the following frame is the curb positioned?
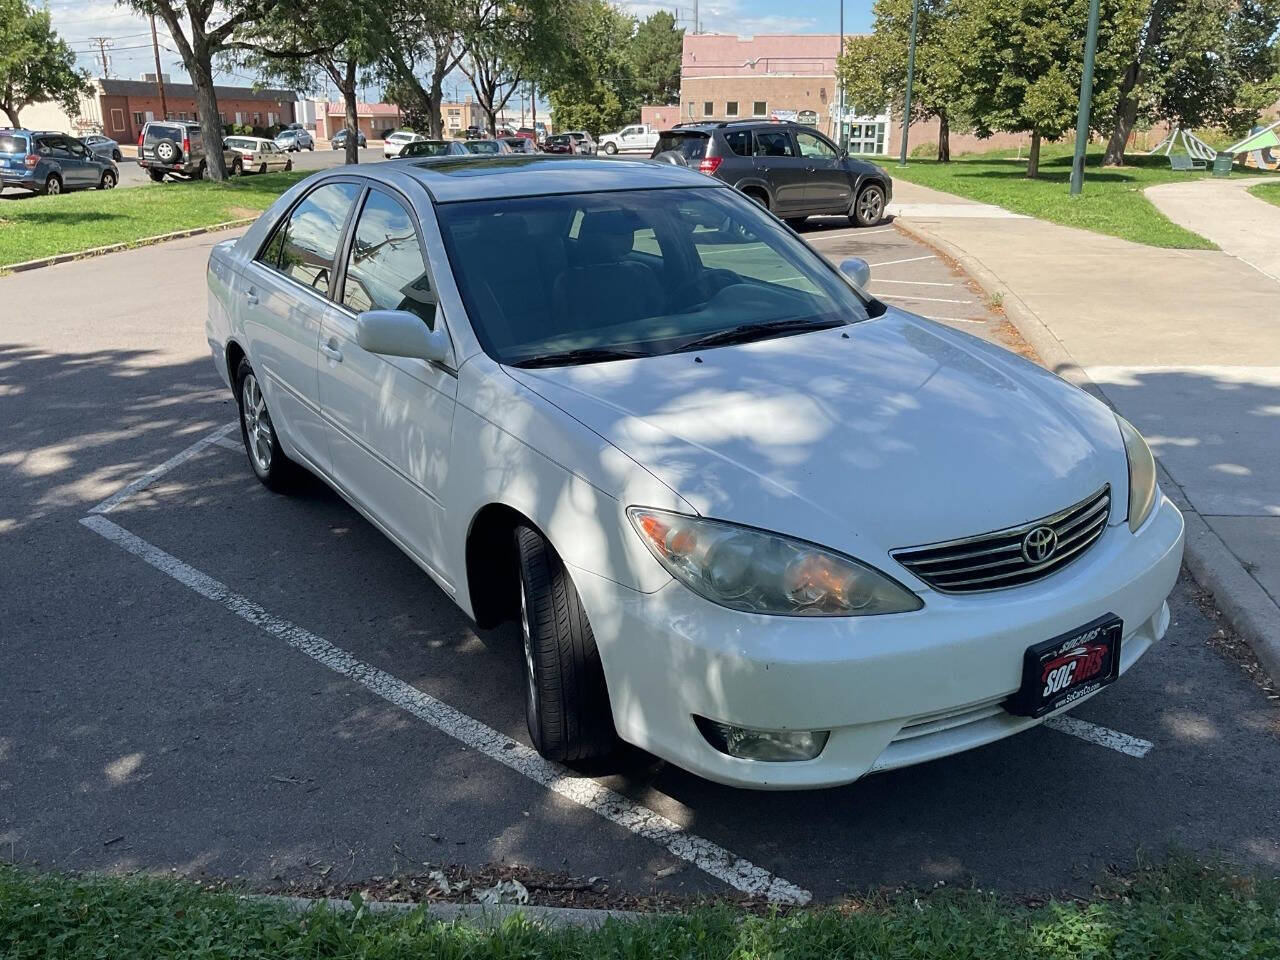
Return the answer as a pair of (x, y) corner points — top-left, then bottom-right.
(1, 218), (255, 274)
(248, 892), (640, 929)
(893, 216), (1280, 685)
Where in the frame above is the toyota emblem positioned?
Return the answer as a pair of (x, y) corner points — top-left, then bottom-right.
(1021, 526), (1058, 565)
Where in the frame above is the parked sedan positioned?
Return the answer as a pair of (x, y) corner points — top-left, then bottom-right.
(459, 139), (511, 156)
(383, 130), (425, 159)
(542, 133), (576, 154)
(205, 158), (1183, 789)
(274, 127), (314, 152)
(224, 136), (294, 175)
(330, 129), (366, 150)
(82, 134), (122, 161)
(0, 129), (119, 195)
(394, 139), (468, 159)
(501, 136), (539, 154)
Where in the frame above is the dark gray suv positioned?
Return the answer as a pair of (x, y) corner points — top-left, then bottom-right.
(651, 121), (892, 228)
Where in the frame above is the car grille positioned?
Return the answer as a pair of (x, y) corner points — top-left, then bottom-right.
(891, 485), (1111, 593)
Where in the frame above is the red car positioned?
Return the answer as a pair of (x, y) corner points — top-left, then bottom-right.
(542, 133), (576, 154)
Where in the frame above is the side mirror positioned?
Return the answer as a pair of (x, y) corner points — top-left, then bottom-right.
(838, 257), (871, 288)
(356, 309), (454, 367)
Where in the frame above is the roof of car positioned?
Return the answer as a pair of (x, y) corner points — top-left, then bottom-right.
(383, 155), (715, 203)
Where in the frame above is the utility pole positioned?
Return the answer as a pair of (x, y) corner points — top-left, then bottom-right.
(1069, 0), (1102, 195)
(897, 0), (919, 166)
(837, 0), (845, 150)
(693, 0), (699, 33)
(149, 15), (169, 121)
(531, 81), (537, 136)
(89, 37), (113, 78)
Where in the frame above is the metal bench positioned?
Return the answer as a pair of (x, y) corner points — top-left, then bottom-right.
(1168, 154), (1206, 171)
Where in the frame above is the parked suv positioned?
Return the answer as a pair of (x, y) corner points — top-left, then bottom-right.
(137, 120), (224, 181)
(0, 129), (119, 195)
(651, 121), (892, 228)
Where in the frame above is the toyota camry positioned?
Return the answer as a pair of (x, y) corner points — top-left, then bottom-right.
(205, 157), (1184, 789)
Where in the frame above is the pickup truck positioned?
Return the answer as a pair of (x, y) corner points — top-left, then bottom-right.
(597, 123), (660, 155)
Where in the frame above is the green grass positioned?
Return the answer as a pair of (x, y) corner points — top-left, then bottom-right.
(0, 172), (305, 268)
(3, 860), (1279, 959)
(1249, 182), (1280, 208)
(888, 149), (1277, 249)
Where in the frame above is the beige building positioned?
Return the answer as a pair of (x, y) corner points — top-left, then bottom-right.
(441, 98), (484, 135)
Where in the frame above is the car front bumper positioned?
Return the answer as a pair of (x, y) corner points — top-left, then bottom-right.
(569, 494), (1184, 789)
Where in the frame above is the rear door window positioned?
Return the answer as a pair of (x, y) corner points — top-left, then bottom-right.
(723, 130), (751, 156)
(259, 182), (362, 296)
(753, 130), (794, 157)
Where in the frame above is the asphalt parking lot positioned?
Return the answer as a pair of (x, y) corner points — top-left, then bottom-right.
(2, 216), (1278, 906)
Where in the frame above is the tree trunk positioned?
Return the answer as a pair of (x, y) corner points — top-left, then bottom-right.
(426, 59), (448, 139)
(1027, 131), (1041, 178)
(342, 60), (359, 165)
(2, 104), (20, 128)
(1103, 0), (1171, 167)
(937, 111), (950, 162)
(188, 42), (228, 180)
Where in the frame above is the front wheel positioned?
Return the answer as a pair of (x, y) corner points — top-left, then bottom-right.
(99, 170), (116, 190)
(852, 183), (886, 227)
(235, 358), (299, 492)
(603, 142), (618, 155)
(112, 149), (122, 162)
(515, 526), (616, 762)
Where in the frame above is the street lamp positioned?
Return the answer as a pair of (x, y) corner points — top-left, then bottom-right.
(897, 0), (919, 166)
(1069, 0), (1102, 195)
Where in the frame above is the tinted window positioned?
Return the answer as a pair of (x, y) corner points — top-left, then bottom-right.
(145, 124), (184, 143)
(654, 132), (708, 160)
(723, 130), (751, 156)
(342, 189), (436, 327)
(436, 187), (871, 366)
(796, 131), (837, 159)
(270, 182), (361, 295)
(753, 131), (794, 157)
(0, 134), (28, 154)
(465, 141), (500, 154)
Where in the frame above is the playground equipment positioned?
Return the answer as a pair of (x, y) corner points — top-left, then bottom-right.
(1147, 126), (1218, 162)
(1222, 120), (1280, 172)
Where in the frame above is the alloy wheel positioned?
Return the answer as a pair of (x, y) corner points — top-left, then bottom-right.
(46, 177), (61, 195)
(858, 187), (884, 224)
(241, 374), (273, 474)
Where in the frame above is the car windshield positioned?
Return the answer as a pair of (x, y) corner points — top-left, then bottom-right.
(225, 137), (255, 149)
(145, 124), (185, 143)
(465, 141), (500, 154)
(654, 132), (708, 160)
(436, 186), (877, 367)
(0, 135), (27, 154)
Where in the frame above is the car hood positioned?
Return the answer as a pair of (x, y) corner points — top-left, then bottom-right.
(502, 311), (1128, 560)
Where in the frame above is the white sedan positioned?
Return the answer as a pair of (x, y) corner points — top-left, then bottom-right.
(205, 158), (1184, 789)
(383, 130), (425, 159)
(223, 136), (293, 175)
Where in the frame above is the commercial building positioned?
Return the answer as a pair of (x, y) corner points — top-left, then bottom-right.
(441, 98), (485, 135)
(314, 101), (405, 141)
(16, 77), (297, 143)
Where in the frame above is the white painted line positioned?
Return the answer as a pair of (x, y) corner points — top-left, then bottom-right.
(923, 315), (987, 325)
(211, 435), (243, 453)
(867, 255), (936, 268)
(79, 514), (812, 906)
(89, 422), (238, 515)
(870, 278), (956, 287)
(806, 226), (898, 239)
(1043, 715), (1153, 758)
(877, 293), (973, 305)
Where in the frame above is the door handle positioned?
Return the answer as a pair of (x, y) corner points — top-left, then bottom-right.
(244, 287), (258, 306)
(321, 339), (343, 363)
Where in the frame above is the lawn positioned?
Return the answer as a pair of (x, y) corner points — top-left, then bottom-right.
(0, 172), (305, 269)
(1249, 181), (1280, 208)
(3, 860), (1278, 959)
(887, 148), (1276, 249)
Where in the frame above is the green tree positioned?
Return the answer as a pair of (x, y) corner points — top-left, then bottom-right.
(229, 0), (381, 163)
(947, 0), (1143, 176)
(838, 0), (964, 161)
(629, 10), (682, 105)
(123, 0), (280, 180)
(1103, 0), (1280, 165)
(374, 0), (466, 139)
(0, 0), (88, 128)
(542, 0), (638, 135)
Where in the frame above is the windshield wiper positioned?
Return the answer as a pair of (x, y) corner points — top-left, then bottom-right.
(677, 317), (843, 352)
(508, 346), (650, 369)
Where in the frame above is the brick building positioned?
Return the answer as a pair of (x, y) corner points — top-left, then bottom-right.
(315, 101), (405, 141)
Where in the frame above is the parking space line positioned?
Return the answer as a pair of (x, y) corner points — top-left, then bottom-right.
(867, 255), (936, 268)
(923, 315), (987, 325)
(89, 422), (237, 515)
(877, 293), (973, 305)
(1043, 715), (1153, 758)
(210, 435), (243, 453)
(79, 513), (813, 905)
(870, 278), (956, 287)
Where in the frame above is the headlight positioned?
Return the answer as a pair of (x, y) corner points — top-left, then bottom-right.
(627, 508), (922, 617)
(1117, 415), (1157, 532)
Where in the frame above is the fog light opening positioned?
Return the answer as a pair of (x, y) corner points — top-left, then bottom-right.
(694, 716), (830, 762)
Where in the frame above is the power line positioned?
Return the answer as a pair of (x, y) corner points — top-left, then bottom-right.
(88, 35), (113, 76)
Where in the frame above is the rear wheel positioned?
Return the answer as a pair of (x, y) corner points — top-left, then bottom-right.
(785, 216), (808, 230)
(43, 174), (62, 196)
(284, 158), (293, 171)
(148, 169), (165, 183)
(235, 358), (299, 492)
(259, 162), (268, 175)
(231, 157), (243, 176)
(112, 149), (122, 162)
(742, 187), (769, 209)
(515, 526), (616, 762)
(851, 183), (886, 227)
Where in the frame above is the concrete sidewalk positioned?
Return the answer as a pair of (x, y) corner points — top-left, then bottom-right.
(1145, 176), (1280, 283)
(890, 179), (1280, 678)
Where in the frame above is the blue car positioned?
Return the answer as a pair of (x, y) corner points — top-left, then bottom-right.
(0, 129), (119, 196)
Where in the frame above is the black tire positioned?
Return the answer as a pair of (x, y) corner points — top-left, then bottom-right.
(743, 187), (769, 209)
(307, 143), (314, 151)
(154, 138), (182, 164)
(112, 149), (122, 162)
(99, 170), (116, 190)
(785, 216), (808, 230)
(235, 358), (299, 493)
(231, 158), (243, 176)
(148, 168), (165, 183)
(43, 174), (62, 196)
(259, 162), (268, 175)
(603, 141), (618, 155)
(515, 526), (615, 761)
(284, 158), (293, 171)
(852, 182), (886, 227)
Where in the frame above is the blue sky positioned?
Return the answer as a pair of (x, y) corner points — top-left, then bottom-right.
(48, 0), (875, 99)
